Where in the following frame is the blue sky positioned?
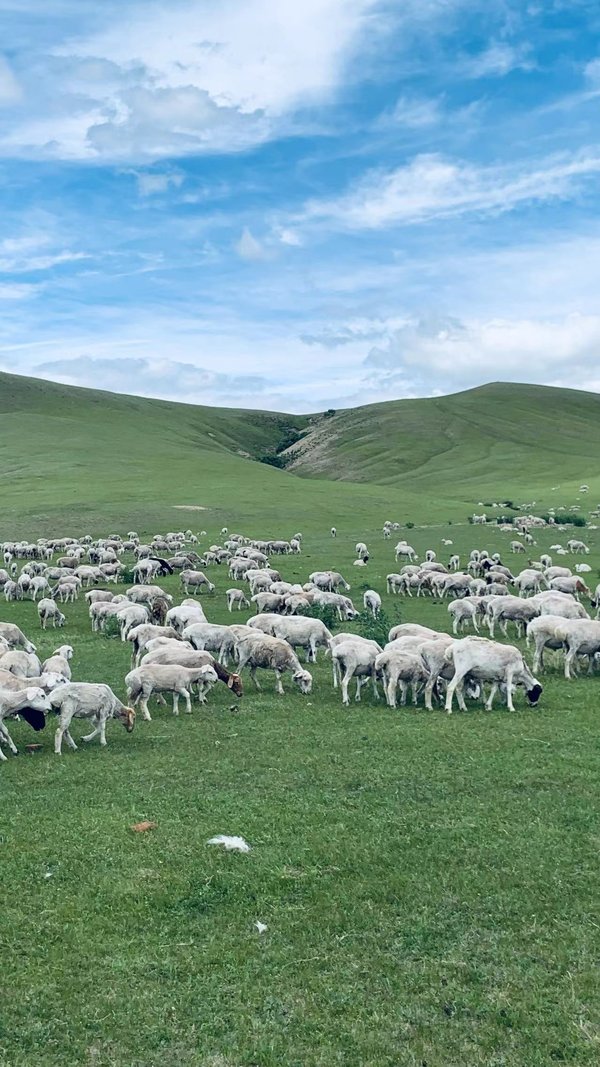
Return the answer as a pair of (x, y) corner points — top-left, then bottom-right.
(1, 0), (600, 411)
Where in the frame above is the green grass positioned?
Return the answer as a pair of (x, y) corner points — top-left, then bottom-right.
(1, 372), (599, 539)
(1, 519), (600, 1066)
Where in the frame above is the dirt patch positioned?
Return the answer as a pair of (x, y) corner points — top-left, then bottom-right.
(172, 505), (208, 511)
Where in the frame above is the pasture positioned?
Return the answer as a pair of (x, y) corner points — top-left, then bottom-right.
(1, 518), (599, 1067)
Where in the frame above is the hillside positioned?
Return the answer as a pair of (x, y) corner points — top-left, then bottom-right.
(0, 372), (598, 537)
(289, 381), (600, 501)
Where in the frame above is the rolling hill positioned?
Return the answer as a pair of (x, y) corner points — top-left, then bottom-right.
(0, 371), (598, 537)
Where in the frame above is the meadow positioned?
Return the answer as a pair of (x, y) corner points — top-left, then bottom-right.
(1, 515), (599, 1067)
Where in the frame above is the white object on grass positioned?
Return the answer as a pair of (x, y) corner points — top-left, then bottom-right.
(207, 835), (251, 853)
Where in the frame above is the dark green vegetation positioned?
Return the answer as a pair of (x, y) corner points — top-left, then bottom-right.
(1, 372), (599, 537)
(1, 517), (600, 1067)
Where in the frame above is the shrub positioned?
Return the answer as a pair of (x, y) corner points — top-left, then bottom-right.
(305, 603), (339, 632)
(356, 607), (400, 647)
(541, 513), (587, 527)
(406, 521), (415, 529)
(102, 616), (121, 640)
(120, 568), (136, 585)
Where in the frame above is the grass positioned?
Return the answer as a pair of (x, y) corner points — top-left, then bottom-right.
(1, 517), (600, 1066)
(1, 372), (600, 538)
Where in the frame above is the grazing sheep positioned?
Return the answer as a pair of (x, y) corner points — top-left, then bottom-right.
(50, 683), (135, 753)
(526, 615), (570, 674)
(395, 543), (417, 562)
(312, 590), (358, 621)
(180, 569), (215, 595)
(251, 592), (286, 615)
(375, 648), (427, 708)
(0, 686), (51, 761)
(0, 623), (36, 653)
(331, 640), (380, 705)
(250, 615), (332, 663)
(236, 633), (312, 694)
(567, 539), (589, 554)
(363, 590), (381, 619)
(140, 645), (243, 695)
(125, 663), (218, 719)
(309, 570), (351, 593)
(331, 527), (337, 538)
(447, 598), (480, 634)
(37, 598), (66, 630)
(444, 637), (542, 713)
(42, 645), (74, 680)
(127, 624), (181, 665)
(0, 649), (42, 678)
(388, 623), (440, 643)
(553, 619), (600, 679)
(165, 601), (207, 633)
(226, 588), (250, 612)
(355, 542), (369, 561)
(549, 576), (590, 599)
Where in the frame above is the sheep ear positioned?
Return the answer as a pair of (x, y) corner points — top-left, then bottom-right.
(227, 676), (234, 688)
(26, 686), (38, 700)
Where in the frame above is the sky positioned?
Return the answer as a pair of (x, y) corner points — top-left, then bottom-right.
(1, 0), (600, 412)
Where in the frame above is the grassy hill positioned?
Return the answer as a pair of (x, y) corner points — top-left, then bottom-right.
(0, 372), (598, 537)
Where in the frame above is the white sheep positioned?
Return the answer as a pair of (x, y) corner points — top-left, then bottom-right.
(552, 619), (600, 679)
(236, 633), (312, 694)
(331, 640), (380, 705)
(447, 598), (480, 634)
(37, 598), (66, 630)
(444, 637), (542, 713)
(226, 588), (250, 612)
(0, 686), (51, 760)
(0, 649), (42, 677)
(180, 569), (215, 594)
(374, 648), (427, 708)
(250, 615), (332, 663)
(42, 645), (74, 680)
(363, 590), (381, 618)
(125, 663), (218, 719)
(50, 683), (136, 753)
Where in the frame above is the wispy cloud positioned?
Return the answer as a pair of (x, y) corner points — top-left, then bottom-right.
(0, 54), (22, 104)
(234, 227), (269, 261)
(464, 41), (534, 78)
(0, 235), (89, 273)
(300, 151), (600, 229)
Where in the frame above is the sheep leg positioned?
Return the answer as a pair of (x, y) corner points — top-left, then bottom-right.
(371, 670), (380, 700)
(0, 721), (17, 755)
(82, 716), (102, 742)
(181, 687), (192, 714)
(275, 671), (285, 695)
(341, 672), (351, 706)
(445, 668), (466, 714)
(172, 693), (180, 716)
(139, 693), (152, 721)
(504, 673), (515, 711)
(354, 676), (362, 702)
(484, 684), (498, 711)
(250, 666), (261, 690)
(0, 741), (6, 761)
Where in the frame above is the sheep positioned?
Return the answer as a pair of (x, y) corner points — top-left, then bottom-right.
(326, 633), (382, 688)
(312, 590), (358, 621)
(0, 650), (43, 678)
(0, 669), (66, 694)
(444, 637), (542, 713)
(125, 663), (218, 719)
(510, 540), (525, 553)
(37, 598), (66, 630)
(42, 645), (74, 680)
(592, 583), (600, 618)
(449, 554), (460, 571)
(127, 585), (173, 605)
(50, 683), (136, 753)
(514, 569), (545, 597)
(553, 620), (600, 679)
(418, 635), (464, 711)
(140, 645), (243, 696)
(395, 542), (417, 562)
(226, 588), (250, 612)
(567, 539), (589, 554)
(53, 579), (80, 603)
(374, 648), (428, 708)
(0, 623), (35, 653)
(182, 622), (238, 661)
(251, 592), (286, 615)
(544, 566), (572, 581)
(485, 595), (540, 639)
(331, 640), (380, 705)
(575, 563), (592, 574)
(115, 603), (149, 641)
(165, 602), (207, 633)
(127, 624), (181, 666)
(388, 623), (440, 643)
(309, 571), (351, 593)
(363, 589), (381, 619)
(549, 576), (590, 600)
(29, 575), (50, 601)
(236, 633), (312, 694)
(331, 527), (337, 538)
(251, 616), (332, 663)
(0, 686), (51, 761)
(355, 542), (369, 560)
(526, 616), (570, 674)
(386, 573), (404, 594)
(180, 569), (215, 595)
(447, 598), (480, 635)
(85, 589), (115, 605)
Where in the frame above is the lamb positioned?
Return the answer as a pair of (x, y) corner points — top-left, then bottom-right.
(331, 640), (380, 705)
(444, 637), (542, 713)
(115, 603), (149, 641)
(226, 588), (250, 612)
(355, 542), (369, 560)
(49, 683), (136, 753)
(326, 633), (382, 688)
(395, 542), (417, 562)
(449, 554), (460, 571)
(331, 527), (337, 537)
(180, 569), (215, 594)
(0, 622), (36, 653)
(37, 598), (66, 630)
(526, 616), (570, 674)
(447, 598), (480, 634)
(251, 592), (286, 615)
(127, 624), (181, 665)
(235, 633), (312, 694)
(386, 573), (404, 594)
(85, 589), (115, 605)
(42, 645), (74, 680)
(0, 686), (51, 761)
(363, 589), (382, 618)
(125, 663), (218, 719)
(567, 539), (589, 554)
(309, 571), (351, 593)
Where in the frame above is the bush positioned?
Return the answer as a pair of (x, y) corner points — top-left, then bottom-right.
(305, 603), (339, 632)
(406, 521), (415, 529)
(355, 607), (400, 647)
(541, 513), (587, 527)
(496, 515), (514, 525)
(120, 568), (136, 585)
(102, 616), (121, 640)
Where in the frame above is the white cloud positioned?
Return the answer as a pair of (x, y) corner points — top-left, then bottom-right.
(379, 95), (443, 129)
(0, 55), (21, 104)
(301, 151), (600, 230)
(583, 56), (600, 87)
(464, 42), (533, 78)
(0, 282), (39, 300)
(0, 235), (88, 273)
(234, 227), (269, 261)
(133, 170), (184, 197)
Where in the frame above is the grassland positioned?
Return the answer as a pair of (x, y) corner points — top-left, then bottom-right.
(1, 372), (599, 538)
(1, 514), (600, 1067)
